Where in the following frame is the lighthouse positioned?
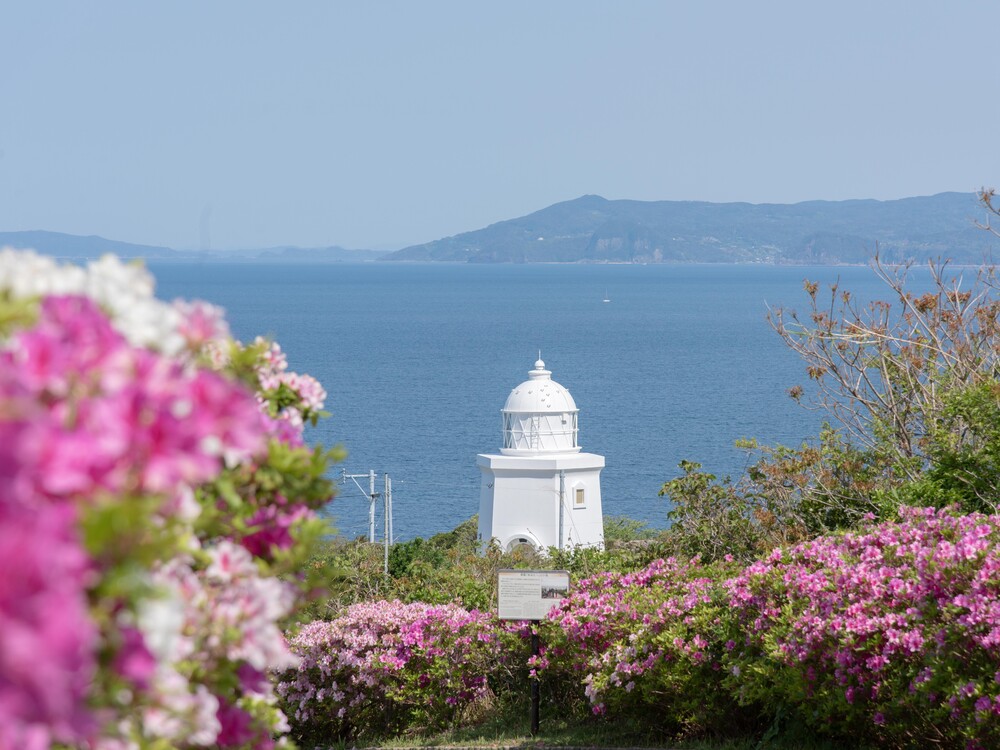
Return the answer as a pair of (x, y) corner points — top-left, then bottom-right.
(477, 358), (605, 552)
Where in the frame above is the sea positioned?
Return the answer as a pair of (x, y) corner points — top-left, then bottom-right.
(149, 261), (904, 541)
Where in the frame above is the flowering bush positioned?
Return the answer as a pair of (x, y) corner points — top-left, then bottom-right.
(537, 556), (744, 734)
(0, 250), (339, 750)
(727, 507), (1000, 747)
(538, 508), (1000, 747)
(278, 601), (504, 743)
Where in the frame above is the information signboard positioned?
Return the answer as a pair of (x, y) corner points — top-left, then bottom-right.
(497, 569), (571, 621)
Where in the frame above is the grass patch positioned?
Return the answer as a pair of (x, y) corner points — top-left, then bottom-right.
(323, 703), (870, 750)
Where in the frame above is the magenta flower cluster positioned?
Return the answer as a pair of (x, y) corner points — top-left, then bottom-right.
(278, 601), (501, 741)
(254, 338), (327, 448)
(5, 295), (264, 503)
(0, 251), (337, 750)
(538, 507), (1000, 746)
(726, 507), (1000, 744)
(0, 497), (95, 750)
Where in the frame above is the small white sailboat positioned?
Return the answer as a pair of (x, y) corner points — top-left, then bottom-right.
(602, 289), (610, 303)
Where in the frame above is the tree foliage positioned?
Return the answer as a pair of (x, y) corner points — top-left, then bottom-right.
(662, 190), (1000, 558)
(769, 255), (1000, 478)
(303, 514), (672, 619)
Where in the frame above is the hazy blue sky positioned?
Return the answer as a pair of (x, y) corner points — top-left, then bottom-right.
(2, 2), (998, 250)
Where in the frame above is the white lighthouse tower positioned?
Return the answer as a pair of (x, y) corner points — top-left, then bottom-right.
(477, 358), (605, 552)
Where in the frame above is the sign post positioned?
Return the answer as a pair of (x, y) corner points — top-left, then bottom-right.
(497, 569), (571, 737)
(530, 627), (541, 735)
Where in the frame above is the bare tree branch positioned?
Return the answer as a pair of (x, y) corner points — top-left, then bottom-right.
(768, 254), (1000, 480)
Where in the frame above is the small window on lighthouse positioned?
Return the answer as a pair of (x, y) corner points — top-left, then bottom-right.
(574, 488), (586, 508)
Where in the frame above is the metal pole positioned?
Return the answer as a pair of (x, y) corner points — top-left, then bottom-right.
(368, 469), (376, 543)
(530, 626), (540, 736)
(387, 475), (393, 544)
(344, 470), (384, 545)
(383, 473), (390, 576)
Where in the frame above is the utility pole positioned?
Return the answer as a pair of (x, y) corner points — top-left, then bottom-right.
(368, 469), (376, 542)
(387, 474), (393, 545)
(341, 469), (379, 542)
(341, 469), (395, 576)
(383, 473), (391, 575)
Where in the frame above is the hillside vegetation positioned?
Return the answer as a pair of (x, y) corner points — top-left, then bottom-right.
(6, 191), (992, 266)
(385, 191), (990, 264)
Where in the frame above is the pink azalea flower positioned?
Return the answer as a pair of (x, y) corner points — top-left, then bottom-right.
(0, 500), (96, 746)
(113, 627), (157, 692)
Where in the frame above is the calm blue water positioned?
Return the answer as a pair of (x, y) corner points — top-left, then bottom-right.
(150, 262), (897, 540)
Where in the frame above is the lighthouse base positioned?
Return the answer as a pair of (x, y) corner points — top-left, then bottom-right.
(476, 452), (605, 553)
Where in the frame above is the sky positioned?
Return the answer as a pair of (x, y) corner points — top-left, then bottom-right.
(2, 1), (999, 251)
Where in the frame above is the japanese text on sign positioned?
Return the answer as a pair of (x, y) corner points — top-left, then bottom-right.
(497, 569), (571, 621)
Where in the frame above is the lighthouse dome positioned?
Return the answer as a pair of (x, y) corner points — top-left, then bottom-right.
(500, 359), (581, 455)
(503, 359), (578, 413)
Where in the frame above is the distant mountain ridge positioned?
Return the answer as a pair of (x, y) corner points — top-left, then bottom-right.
(0, 230), (386, 262)
(383, 192), (994, 264)
(4, 193), (994, 266)
(0, 230), (178, 260)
